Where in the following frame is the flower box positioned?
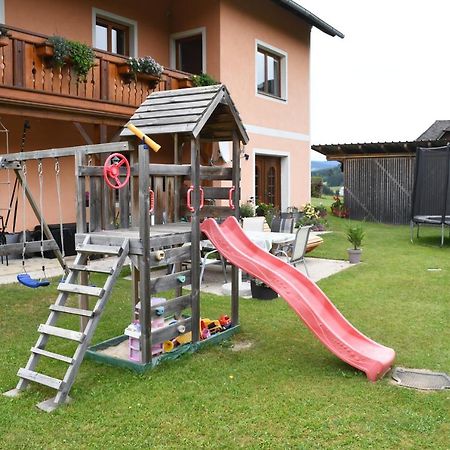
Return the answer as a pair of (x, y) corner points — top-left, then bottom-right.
(36, 43), (54, 58)
(117, 63), (161, 88)
(0, 35), (10, 48)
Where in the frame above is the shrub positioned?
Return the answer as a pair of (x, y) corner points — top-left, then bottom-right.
(296, 203), (327, 231)
(192, 73), (219, 87)
(311, 176), (323, 198)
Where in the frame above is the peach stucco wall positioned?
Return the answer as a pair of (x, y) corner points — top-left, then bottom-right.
(5, 0), (172, 63)
(219, 0), (311, 210)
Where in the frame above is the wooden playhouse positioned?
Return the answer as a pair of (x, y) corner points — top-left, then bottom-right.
(1, 84), (249, 411)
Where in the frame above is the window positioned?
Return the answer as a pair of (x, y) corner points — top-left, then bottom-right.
(256, 42), (287, 101)
(93, 9), (137, 57)
(175, 34), (202, 74)
(170, 28), (206, 75)
(95, 17), (129, 55)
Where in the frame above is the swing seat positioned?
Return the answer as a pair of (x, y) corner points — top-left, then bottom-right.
(17, 273), (50, 288)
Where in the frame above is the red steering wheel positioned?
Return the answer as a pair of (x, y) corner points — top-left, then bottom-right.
(103, 153), (130, 189)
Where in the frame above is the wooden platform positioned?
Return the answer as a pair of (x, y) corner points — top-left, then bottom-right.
(76, 222), (192, 255)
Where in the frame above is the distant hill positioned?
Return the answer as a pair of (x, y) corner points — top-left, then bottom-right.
(311, 160), (340, 172)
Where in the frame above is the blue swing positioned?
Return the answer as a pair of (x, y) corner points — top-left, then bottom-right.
(17, 273), (50, 288)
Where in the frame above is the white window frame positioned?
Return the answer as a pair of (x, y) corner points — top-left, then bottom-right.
(255, 39), (288, 103)
(92, 8), (138, 57)
(0, 0), (5, 24)
(253, 148), (290, 210)
(170, 27), (206, 73)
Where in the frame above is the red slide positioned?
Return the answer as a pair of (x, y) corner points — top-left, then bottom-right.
(201, 217), (395, 381)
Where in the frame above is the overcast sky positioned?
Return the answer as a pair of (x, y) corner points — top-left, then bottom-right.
(298, 0), (450, 160)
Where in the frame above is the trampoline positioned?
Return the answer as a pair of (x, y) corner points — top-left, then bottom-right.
(410, 145), (450, 246)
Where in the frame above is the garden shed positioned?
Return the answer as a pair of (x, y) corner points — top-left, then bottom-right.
(313, 134), (450, 224)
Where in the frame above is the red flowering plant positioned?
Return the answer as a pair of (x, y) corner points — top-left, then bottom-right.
(330, 195), (349, 218)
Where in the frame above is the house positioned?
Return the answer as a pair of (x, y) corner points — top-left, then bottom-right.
(312, 121), (450, 224)
(0, 0), (342, 230)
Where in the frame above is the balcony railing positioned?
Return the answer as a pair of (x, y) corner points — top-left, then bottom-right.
(0, 25), (193, 112)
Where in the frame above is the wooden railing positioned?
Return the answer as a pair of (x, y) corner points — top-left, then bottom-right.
(0, 25), (193, 110)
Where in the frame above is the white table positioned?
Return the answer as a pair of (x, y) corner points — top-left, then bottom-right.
(244, 231), (296, 251)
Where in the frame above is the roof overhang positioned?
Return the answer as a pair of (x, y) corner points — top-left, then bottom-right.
(272, 0), (344, 38)
(312, 139), (450, 161)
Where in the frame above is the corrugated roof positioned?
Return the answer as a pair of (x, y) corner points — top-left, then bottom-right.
(312, 139), (450, 160)
(272, 0), (344, 38)
(120, 84), (249, 144)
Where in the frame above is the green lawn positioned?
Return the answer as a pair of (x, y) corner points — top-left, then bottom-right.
(0, 216), (449, 449)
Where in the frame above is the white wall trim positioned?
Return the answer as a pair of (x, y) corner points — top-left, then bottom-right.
(170, 26), (206, 73)
(245, 124), (309, 142)
(255, 39), (288, 103)
(0, 0), (5, 24)
(92, 8), (138, 57)
(253, 148), (290, 210)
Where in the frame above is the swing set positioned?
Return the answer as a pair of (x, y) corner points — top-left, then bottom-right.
(0, 141), (134, 289)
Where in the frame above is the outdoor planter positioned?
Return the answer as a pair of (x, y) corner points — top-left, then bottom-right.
(117, 64), (161, 88)
(178, 77), (193, 89)
(36, 42), (55, 58)
(347, 248), (362, 264)
(250, 280), (278, 300)
(0, 36), (10, 48)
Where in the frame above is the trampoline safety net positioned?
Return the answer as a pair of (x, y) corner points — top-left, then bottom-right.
(411, 145), (450, 244)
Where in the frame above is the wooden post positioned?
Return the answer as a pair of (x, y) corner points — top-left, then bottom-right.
(138, 144), (152, 363)
(129, 141), (139, 227)
(173, 133), (183, 298)
(190, 137), (201, 343)
(231, 132), (241, 326)
(75, 150), (89, 331)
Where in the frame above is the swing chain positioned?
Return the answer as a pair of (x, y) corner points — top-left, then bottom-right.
(38, 159), (48, 281)
(55, 159), (60, 175)
(21, 162), (27, 272)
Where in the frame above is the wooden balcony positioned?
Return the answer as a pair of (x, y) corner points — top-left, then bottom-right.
(0, 26), (193, 126)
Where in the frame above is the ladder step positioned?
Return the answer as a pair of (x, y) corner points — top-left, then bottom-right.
(69, 264), (114, 275)
(58, 283), (104, 298)
(17, 368), (63, 390)
(38, 324), (85, 343)
(75, 243), (123, 256)
(31, 347), (74, 364)
(50, 304), (94, 318)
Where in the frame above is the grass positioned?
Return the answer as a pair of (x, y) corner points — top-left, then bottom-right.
(0, 214), (449, 449)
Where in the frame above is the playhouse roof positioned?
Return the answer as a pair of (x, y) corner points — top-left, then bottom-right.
(120, 84), (249, 144)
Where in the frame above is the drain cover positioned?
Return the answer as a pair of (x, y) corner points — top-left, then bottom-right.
(392, 367), (450, 390)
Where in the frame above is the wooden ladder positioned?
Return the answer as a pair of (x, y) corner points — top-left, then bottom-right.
(3, 235), (130, 412)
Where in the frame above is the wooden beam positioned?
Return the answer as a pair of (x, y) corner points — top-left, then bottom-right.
(73, 122), (93, 145)
(231, 132), (240, 326)
(138, 144), (152, 363)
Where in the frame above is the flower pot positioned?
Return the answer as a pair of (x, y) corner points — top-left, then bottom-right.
(250, 280), (278, 300)
(347, 248), (362, 264)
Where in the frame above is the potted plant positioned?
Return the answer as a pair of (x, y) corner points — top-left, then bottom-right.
(119, 56), (164, 88)
(346, 224), (365, 264)
(250, 278), (278, 300)
(239, 201), (255, 219)
(0, 26), (11, 47)
(37, 36), (95, 81)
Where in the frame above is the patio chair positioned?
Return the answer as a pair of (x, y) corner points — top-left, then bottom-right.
(275, 225), (312, 277)
(271, 216), (294, 254)
(271, 216), (294, 233)
(199, 240), (228, 285)
(242, 216), (265, 231)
